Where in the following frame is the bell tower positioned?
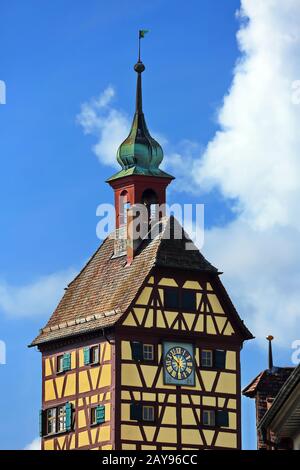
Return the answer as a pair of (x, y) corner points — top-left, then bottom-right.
(106, 57), (174, 230)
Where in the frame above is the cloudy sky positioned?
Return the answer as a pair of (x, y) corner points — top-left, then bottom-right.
(1, 0), (300, 450)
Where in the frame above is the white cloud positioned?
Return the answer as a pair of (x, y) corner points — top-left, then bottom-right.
(196, 0), (300, 231)
(77, 86), (130, 168)
(197, 0), (300, 346)
(0, 268), (76, 317)
(24, 437), (40, 450)
(205, 220), (300, 346)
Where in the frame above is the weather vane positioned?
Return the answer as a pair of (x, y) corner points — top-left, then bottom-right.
(138, 29), (149, 62)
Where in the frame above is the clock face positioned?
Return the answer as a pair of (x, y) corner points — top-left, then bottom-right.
(163, 342), (195, 386)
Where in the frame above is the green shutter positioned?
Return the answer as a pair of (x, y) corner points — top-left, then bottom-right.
(164, 287), (179, 310)
(182, 290), (196, 311)
(214, 350), (226, 369)
(63, 352), (71, 371)
(65, 402), (72, 431)
(216, 410), (229, 427)
(130, 402), (142, 421)
(83, 347), (91, 365)
(96, 405), (105, 424)
(131, 342), (143, 361)
(39, 410), (45, 437)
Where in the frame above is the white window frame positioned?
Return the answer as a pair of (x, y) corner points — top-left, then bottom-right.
(57, 405), (67, 432)
(142, 405), (155, 422)
(90, 345), (100, 364)
(201, 349), (213, 368)
(203, 409), (215, 427)
(56, 354), (64, 373)
(90, 407), (97, 425)
(46, 408), (57, 435)
(143, 344), (154, 361)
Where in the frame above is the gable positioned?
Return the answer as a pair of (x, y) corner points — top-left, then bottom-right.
(120, 269), (252, 340)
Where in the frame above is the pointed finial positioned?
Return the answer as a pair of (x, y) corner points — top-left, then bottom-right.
(266, 335), (274, 370)
(138, 29), (149, 62)
(134, 30), (148, 113)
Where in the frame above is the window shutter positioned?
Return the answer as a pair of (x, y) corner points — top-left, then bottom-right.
(63, 353), (71, 371)
(65, 402), (72, 431)
(130, 402), (142, 421)
(216, 410), (229, 427)
(164, 287), (179, 310)
(214, 350), (226, 369)
(39, 409), (46, 437)
(182, 290), (196, 311)
(130, 342), (143, 361)
(83, 347), (91, 365)
(96, 405), (105, 424)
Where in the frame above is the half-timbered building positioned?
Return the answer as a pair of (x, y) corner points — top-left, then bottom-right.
(30, 54), (253, 450)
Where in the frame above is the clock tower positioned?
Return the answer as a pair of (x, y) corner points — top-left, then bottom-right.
(31, 52), (253, 451)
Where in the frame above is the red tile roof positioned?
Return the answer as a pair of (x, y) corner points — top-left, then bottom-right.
(30, 217), (252, 347)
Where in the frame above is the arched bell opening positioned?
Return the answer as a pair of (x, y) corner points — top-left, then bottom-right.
(119, 190), (130, 226)
(141, 188), (159, 221)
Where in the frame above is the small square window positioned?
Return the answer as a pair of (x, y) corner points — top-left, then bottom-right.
(142, 405), (155, 422)
(91, 407), (97, 426)
(182, 290), (196, 311)
(56, 355), (64, 373)
(90, 346), (99, 364)
(201, 350), (213, 368)
(164, 287), (179, 310)
(203, 409), (215, 427)
(143, 344), (154, 361)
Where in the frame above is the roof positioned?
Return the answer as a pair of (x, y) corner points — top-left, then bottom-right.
(30, 217), (251, 347)
(243, 371), (266, 397)
(258, 363), (300, 434)
(242, 367), (295, 398)
(106, 166), (174, 182)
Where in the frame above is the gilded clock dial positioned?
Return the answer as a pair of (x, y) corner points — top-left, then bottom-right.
(165, 346), (193, 381)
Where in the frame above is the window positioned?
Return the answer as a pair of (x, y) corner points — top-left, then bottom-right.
(142, 405), (155, 422)
(164, 287), (179, 310)
(91, 407), (97, 426)
(83, 345), (100, 366)
(90, 346), (99, 364)
(202, 409), (229, 428)
(57, 405), (66, 432)
(91, 405), (105, 426)
(131, 342), (155, 362)
(56, 353), (71, 373)
(182, 289), (196, 311)
(203, 410), (215, 427)
(143, 344), (154, 361)
(130, 403), (156, 422)
(46, 408), (57, 434)
(200, 349), (226, 369)
(41, 403), (72, 436)
(201, 350), (213, 368)
(57, 355), (64, 373)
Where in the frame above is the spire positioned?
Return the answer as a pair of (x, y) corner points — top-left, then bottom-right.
(134, 60), (145, 114)
(266, 335), (274, 370)
(107, 33), (174, 183)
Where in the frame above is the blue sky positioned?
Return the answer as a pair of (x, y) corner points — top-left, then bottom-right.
(1, 0), (300, 450)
